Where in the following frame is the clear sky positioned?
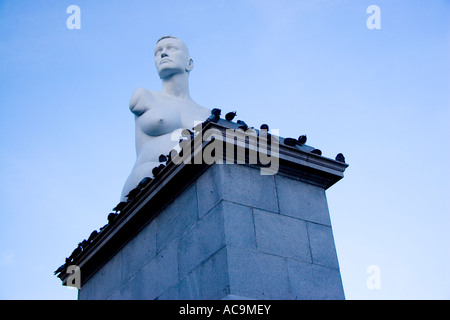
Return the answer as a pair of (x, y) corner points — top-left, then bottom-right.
(0, 0), (449, 300)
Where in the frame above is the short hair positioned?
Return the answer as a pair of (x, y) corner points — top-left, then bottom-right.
(155, 36), (191, 60)
(156, 35), (179, 44)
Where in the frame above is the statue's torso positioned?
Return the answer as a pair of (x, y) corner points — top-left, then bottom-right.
(131, 88), (210, 166)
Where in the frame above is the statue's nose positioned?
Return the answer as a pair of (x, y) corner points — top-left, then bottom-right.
(161, 52), (168, 58)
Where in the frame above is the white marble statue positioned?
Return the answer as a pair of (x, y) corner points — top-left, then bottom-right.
(121, 36), (210, 200)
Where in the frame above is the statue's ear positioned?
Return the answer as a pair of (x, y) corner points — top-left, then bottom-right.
(186, 59), (194, 72)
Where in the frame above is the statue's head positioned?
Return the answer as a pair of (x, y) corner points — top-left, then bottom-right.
(154, 36), (193, 79)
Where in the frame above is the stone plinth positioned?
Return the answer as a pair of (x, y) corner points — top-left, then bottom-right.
(59, 120), (348, 300)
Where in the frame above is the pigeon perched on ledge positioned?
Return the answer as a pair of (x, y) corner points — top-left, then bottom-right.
(335, 153), (346, 163)
(126, 186), (141, 201)
(283, 138), (298, 147)
(68, 245), (82, 262)
(207, 108), (221, 123)
(298, 135), (307, 145)
(108, 212), (120, 225)
(236, 120), (248, 131)
(225, 111), (237, 121)
(87, 230), (99, 243)
(311, 149), (322, 156)
(137, 177), (153, 189)
(152, 163), (166, 177)
(54, 257), (73, 275)
(54, 263), (66, 275)
(112, 201), (127, 213)
(159, 154), (168, 163)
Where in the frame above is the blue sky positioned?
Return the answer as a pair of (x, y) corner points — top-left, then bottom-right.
(0, 0), (449, 299)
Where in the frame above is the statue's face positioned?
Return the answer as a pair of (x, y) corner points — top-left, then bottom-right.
(154, 37), (193, 79)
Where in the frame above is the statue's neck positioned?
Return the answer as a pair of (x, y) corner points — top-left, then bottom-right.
(161, 73), (192, 101)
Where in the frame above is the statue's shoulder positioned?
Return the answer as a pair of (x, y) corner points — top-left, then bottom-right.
(195, 104), (211, 118)
(129, 87), (156, 115)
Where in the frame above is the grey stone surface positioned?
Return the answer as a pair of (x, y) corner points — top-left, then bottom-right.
(161, 267), (203, 300)
(117, 239), (178, 300)
(156, 183), (198, 252)
(222, 294), (255, 300)
(227, 246), (291, 300)
(200, 247), (230, 299)
(157, 246), (230, 300)
(178, 203), (226, 278)
(222, 201), (256, 250)
(287, 259), (345, 300)
(306, 222), (340, 269)
(196, 165), (222, 217)
(121, 219), (157, 281)
(253, 209), (311, 262)
(80, 163), (344, 300)
(275, 174), (331, 226)
(79, 251), (122, 300)
(218, 165), (279, 213)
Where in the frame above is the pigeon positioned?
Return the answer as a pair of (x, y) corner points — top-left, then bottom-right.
(79, 239), (89, 250)
(181, 129), (194, 139)
(87, 230), (99, 243)
(137, 177), (152, 189)
(152, 163), (166, 177)
(211, 108), (221, 116)
(112, 201), (127, 213)
(236, 120), (248, 131)
(260, 124), (269, 131)
(126, 186), (141, 201)
(68, 245), (82, 262)
(159, 154), (168, 163)
(207, 108), (221, 123)
(108, 212), (120, 225)
(54, 257), (72, 275)
(335, 153), (346, 163)
(298, 135), (307, 145)
(54, 263), (66, 275)
(283, 138), (298, 147)
(311, 149), (322, 156)
(225, 111), (237, 121)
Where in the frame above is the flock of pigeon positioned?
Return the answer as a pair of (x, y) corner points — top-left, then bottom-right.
(54, 108), (346, 277)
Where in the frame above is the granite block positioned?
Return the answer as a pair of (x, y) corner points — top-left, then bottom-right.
(287, 259), (345, 300)
(218, 165), (279, 213)
(201, 246), (230, 300)
(121, 219), (157, 281)
(227, 246), (291, 299)
(222, 201), (256, 250)
(158, 267), (203, 300)
(275, 175), (331, 226)
(128, 240), (178, 300)
(79, 251), (122, 300)
(156, 183), (198, 252)
(178, 203), (226, 278)
(196, 165), (222, 217)
(307, 222), (339, 269)
(253, 209), (311, 262)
